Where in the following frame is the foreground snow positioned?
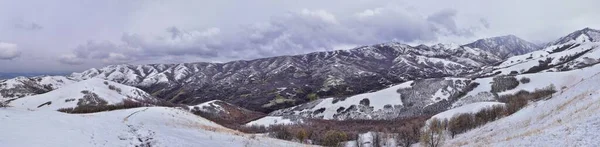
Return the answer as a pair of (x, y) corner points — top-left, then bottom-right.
(444, 69), (600, 146)
(0, 107), (312, 147)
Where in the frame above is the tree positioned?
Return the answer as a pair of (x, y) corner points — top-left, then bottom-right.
(448, 113), (474, 138)
(307, 93), (318, 101)
(398, 125), (417, 147)
(421, 118), (445, 147)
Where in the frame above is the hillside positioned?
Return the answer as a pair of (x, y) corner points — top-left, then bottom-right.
(0, 76), (76, 100)
(66, 42), (503, 112)
(443, 64), (600, 146)
(0, 107), (312, 147)
(8, 78), (154, 110)
(482, 28), (600, 77)
(463, 35), (541, 59)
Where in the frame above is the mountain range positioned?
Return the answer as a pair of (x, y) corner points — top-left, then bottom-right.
(2, 33), (544, 113)
(3, 27), (600, 146)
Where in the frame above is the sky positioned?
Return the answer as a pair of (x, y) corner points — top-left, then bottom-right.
(0, 0), (599, 73)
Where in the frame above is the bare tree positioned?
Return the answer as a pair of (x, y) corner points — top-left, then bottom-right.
(420, 118), (445, 147)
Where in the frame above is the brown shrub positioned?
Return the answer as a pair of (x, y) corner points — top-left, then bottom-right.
(322, 130), (348, 147)
(57, 98), (183, 114)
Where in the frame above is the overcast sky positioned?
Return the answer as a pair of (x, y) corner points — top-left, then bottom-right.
(0, 0), (599, 73)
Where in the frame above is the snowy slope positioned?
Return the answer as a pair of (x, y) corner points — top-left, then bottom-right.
(444, 66), (600, 146)
(270, 81), (414, 120)
(245, 116), (303, 127)
(463, 35), (541, 59)
(270, 77), (472, 120)
(189, 100), (266, 125)
(0, 76), (76, 100)
(431, 102), (504, 122)
(484, 28), (600, 76)
(0, 107), (312, 147)
(8, 78), (153, 110)
(456, 62), (600, 108)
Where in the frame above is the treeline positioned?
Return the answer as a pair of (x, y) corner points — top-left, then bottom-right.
(57, 99), (186, 114)
(235, 116), (430, 147)
(420, 87), (556, 147)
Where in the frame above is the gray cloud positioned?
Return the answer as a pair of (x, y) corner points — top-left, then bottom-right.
(60, 8), (483, 65)
(14, 22), (43, 31)
(480, 18), (491, 29)
(0, 42), (21, 60)
(58, 54), (84, 65)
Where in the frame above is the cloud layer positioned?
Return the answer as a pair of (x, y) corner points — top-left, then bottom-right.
(0, 42), (21, 60)
(60, 7), (484, 65)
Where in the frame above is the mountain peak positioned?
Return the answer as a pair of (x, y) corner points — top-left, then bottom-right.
(550, 27), (600, 46)
(463, 35), (541, 59)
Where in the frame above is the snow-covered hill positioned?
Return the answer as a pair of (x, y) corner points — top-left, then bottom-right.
(8, 78), (154, 110)
(269, 77), (474, 120)
(463, 35), (541, 59)
(189, 100), (266, 125)
(0, 107), (312, 147)
(443, 64), (600, 146)
(0, 76), (75, 100)
(483, 28), (600, 76)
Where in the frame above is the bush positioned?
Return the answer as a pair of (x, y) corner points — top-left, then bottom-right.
(296, 129), (308, 143)
(500, 85), (556, 115)
(270, 125), (294, 140)
(448, 113), (474, 138)
(307, 93), (318, 101)
(322, 130), (347, 147)
(58, 99), (145, 114)
(57, 99), (182, 114)
(519, 77), (531, 84)
(491, 76), (519, 93)
(0, 101), (8, 107)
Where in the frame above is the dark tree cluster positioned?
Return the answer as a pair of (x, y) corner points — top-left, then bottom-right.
(58, 99), (185, 114)
(491, 76), (519, 93)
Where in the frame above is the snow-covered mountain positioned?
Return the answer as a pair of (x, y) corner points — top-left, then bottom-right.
(64, 42), (502, 112)
(263, 28), (600, 120)
(483, 28), (600, 76)
(463, 35), (541, 59)
(0, 106), (312, 147)
(549, 27), (600, 46)
(8, 78), (154, 110)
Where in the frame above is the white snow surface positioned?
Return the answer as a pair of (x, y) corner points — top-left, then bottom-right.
(245, 116), (299, 127)
(285, 81), (413, 120)
(444, 66), (600, 146)
(189, 100), (226, 114)
(0, 107), (311, 147)
(458, 63), (600, 108)
(9, 78), (153, 110)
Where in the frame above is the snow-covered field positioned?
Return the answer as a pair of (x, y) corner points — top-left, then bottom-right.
(0, 107), (312, 147)
(444, 67), (600, 146)
(9, 78), (154, 110)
